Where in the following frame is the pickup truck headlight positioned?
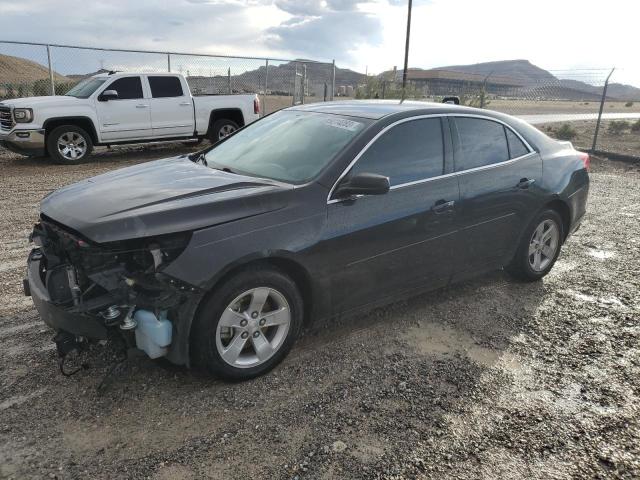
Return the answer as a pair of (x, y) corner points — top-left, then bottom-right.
(14, 108), (33, 123)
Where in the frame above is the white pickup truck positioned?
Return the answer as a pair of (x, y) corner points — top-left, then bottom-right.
(0, 72), (260, 164)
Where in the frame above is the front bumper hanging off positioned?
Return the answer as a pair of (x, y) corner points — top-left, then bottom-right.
(26, 251), (108, 339)
(24, 221), (204, 368)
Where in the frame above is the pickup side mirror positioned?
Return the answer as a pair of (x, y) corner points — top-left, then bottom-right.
(99, 90), (118, 101)
(335, 173), (390, 199)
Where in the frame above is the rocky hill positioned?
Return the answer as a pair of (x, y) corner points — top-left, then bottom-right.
(0, 53), (68, 84)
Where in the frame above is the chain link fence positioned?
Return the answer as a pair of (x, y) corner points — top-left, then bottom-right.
(2, 39), (639, 159)
(0, 41), (336, 116)
(355, 68), (640, 159)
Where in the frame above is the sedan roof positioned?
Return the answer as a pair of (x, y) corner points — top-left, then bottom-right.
(289, 100), (488, 120)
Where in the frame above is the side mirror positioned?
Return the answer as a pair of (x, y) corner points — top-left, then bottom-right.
(99, 89), (118, 101)
(335, 173), (390, 199)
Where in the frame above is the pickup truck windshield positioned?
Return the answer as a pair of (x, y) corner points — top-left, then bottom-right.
(65, 78), (108, 98)
(204, 110), (368, 183)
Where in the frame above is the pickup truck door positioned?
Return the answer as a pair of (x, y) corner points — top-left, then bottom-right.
(94, 76), (152, 140)
(146, 75), (195, 137)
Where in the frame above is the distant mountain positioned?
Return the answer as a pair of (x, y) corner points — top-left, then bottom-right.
(389, 59), (640, 101)
(188, 60), (365, 96)
(433, 59), (557, 86)
(0, 53), (68, 84)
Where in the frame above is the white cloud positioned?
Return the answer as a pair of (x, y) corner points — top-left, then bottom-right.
(0, 0), (637, 85)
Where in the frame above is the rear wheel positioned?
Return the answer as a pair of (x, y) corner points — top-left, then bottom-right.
(207, 119), (238, 144)
(47, 125), (93, 164)
(506, 209), (563, 281)
(192, 267), (303, 380)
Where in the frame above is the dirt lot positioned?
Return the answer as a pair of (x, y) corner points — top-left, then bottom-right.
(0, 145), (639, 480)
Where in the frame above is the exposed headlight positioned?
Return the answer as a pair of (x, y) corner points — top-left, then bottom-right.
(13, 108), (33, 123)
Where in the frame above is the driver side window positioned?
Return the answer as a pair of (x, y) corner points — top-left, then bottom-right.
(104, 77), (143, 100)
(349, 117), (444, 187)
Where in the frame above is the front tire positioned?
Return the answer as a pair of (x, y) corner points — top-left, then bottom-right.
(47, 125), (93, 164)
(506, 209), (564, 281)
(192, 267), (303, 380)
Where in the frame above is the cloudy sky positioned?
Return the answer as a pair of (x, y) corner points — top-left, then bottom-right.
(1, 0), (637, 84)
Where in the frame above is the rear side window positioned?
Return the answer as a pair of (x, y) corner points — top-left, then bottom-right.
(148, 76), (184, 98)
(349, 118), (444, 186)
(505, 127), (530, 159)
(106, 77), (143, 100)
(454, 118), (509, 171)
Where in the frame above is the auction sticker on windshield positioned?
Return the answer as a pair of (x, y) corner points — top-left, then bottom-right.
(325, 117), (363, 132)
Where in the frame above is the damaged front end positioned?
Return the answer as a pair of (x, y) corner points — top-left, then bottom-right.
(25, 216), (200, 368)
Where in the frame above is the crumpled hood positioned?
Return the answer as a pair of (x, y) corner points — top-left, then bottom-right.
(0, 96), (81, 109)
(41, 156), (291, 243)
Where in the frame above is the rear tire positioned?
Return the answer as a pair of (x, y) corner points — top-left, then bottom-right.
(506, 209), (564, 282)
(207, 119), (239, 144)
(47, 125), (93, 164)
(192, 267), (303, 380)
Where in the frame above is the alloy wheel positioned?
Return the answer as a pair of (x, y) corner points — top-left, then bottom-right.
(215, 287), (291, 368)
(57, 132), (87, 161)
(528, 219), (560, 272)
(218, 124), (236, 140)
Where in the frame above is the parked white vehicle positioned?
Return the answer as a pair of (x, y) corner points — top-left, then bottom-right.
(0, 72), (261, 164)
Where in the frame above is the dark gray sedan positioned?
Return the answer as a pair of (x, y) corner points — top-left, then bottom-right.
(25, 101), (589, 380)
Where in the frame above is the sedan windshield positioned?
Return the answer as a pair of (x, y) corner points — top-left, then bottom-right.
(65, 78), (107, 98)
(204, 110), (369, 183)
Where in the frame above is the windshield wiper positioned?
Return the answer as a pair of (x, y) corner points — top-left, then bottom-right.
(193, 153), (208, 166)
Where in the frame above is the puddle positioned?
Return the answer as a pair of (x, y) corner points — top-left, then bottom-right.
(0, 388), (47, 411)
(0, 259), (25, 274)
(564, 289), (627, 309)
(586, 249), (615, 260)
(0, 321), (41, 339)
(405, 322), (522, 372)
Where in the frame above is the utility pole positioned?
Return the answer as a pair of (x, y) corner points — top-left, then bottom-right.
(401, 0), (413, 101)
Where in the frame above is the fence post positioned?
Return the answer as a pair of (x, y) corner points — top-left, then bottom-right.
(480, 72), (492, 109)
(228, 67), (232, 94)
(263, 59), (269, 116)
(302, 64), (307, 104)
(331, 59), (336, 101)
(167, 53), (171, 72)
(592, 67), (615, 152)
(46, 45), (56, 96)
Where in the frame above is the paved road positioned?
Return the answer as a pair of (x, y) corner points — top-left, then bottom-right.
(519, 112), (640, 125)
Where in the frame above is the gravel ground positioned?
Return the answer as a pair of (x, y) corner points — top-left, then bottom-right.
(0, 145), (639, 480)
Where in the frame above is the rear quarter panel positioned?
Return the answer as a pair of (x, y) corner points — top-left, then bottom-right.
(541, 146), (590, 229)
(193, 95), (259, 133)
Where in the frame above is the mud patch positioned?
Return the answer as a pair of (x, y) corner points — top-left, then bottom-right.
(404, 321), (523, 372)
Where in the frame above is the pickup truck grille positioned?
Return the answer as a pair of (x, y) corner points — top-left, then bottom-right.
(0, 106), (14, 131)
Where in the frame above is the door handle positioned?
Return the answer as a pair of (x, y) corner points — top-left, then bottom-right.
(179, 102), (191, 106)
(135, 104), (149, 108)
(432, 199), (455, 214)
(516, 178), (535, 189)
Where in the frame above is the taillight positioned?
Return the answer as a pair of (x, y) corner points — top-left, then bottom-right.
(577, 151), (590, 172)
(254, 97), (260, 115)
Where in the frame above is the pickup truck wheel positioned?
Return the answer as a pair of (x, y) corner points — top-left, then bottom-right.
(47, 125), (93, 164)
(208, 119), (238, 144)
